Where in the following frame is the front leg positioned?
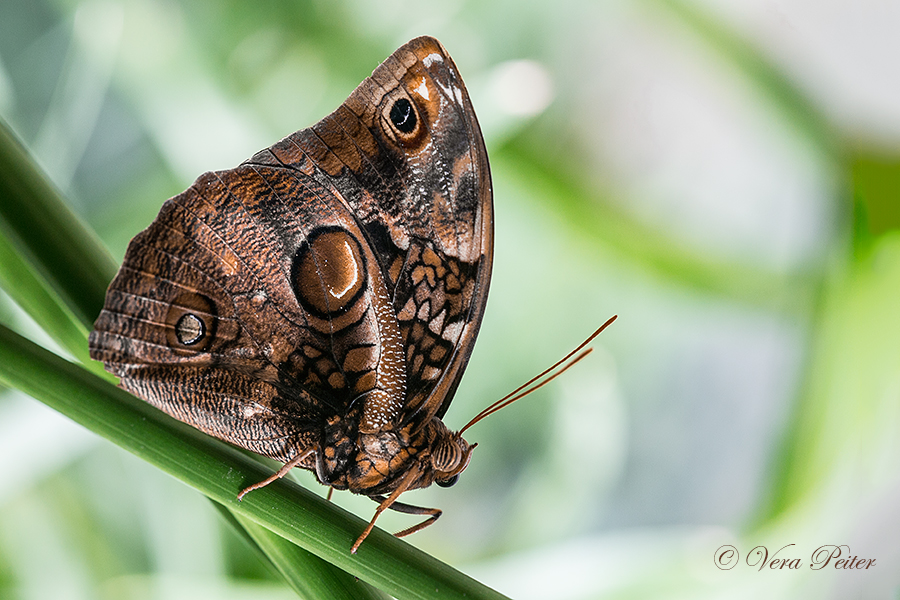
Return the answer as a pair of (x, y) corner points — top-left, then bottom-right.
(371, 497), (443, 538)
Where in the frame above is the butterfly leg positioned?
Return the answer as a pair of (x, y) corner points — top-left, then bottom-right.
(326, 487), (334, 502)
(351, 464), (420, 553)
(373, 498), (443, 538)
(237, 448), (315, 501)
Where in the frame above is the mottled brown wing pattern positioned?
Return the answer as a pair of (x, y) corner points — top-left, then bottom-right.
(91, 164), (404, 464)
(248, 37), (493, 425)
(89, 36), (492, 496)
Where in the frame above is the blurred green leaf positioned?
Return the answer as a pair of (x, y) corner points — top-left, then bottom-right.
(852, 153), (900, 238)
(0, 120), (118, 328)
(651, 0), (839, 159)
(763, 234), (900, 517)
(495, 144), (821, 314)
(0, 222), (98, 370)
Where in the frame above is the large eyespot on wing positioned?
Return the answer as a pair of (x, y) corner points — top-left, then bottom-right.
(379, 93), (426, 149)
(165, 292), (217, 352)
(291, 226), (368, 319)
(188, 36), (492, 429)
(270, 36), (493, 426)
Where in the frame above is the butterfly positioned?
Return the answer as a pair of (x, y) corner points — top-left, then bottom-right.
(90, 36), (493, 552)
(89, 34), (617, 553)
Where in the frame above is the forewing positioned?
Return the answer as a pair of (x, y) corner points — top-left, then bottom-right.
(247, 36), (494, 426)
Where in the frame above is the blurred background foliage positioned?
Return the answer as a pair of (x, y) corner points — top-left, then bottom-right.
(1, 0), (899, 598)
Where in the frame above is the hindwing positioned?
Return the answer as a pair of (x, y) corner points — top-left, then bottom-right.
(89, 36), (493, 465)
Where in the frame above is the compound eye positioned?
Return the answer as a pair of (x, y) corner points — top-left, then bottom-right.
(436, 474), (459, 488)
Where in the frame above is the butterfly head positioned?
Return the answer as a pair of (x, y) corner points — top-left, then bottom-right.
(429, 425), (476, 488)
(396, 417), (476, 491)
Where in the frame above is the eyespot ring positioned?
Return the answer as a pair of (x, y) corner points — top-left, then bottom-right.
(165, 292), (217, 352)
(380, 92), (426, 148)
(291, 226), (368, 319)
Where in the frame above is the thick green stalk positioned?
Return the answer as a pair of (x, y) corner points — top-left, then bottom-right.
(0, 120), (117, 327)
(213, 502), (391, 600)
(0, 324), (509, 600)
(232, 509), (392, 600)
(0, 220), (98, 370)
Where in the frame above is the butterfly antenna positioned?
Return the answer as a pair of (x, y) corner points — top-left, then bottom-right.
(459, 314), (617, 435)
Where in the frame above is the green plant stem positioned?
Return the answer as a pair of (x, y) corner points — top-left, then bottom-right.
(0, 114), (505, 600)
(213, 502), (391, 600)
(0, 119), (117, 328)
(0, 323), (508, 600)
(236, 508), (391, 600)
(0, 220), (99, 370)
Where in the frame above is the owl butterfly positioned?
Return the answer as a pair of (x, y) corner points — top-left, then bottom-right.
(90, 34), (614, 553)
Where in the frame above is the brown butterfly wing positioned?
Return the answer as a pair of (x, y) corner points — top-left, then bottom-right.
(250, 36), (493, 425)
(90, 36), (492, 464)
(90, 165), (405, 463)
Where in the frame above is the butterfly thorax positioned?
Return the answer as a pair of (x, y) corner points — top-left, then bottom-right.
(315, 413), (472, 496)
